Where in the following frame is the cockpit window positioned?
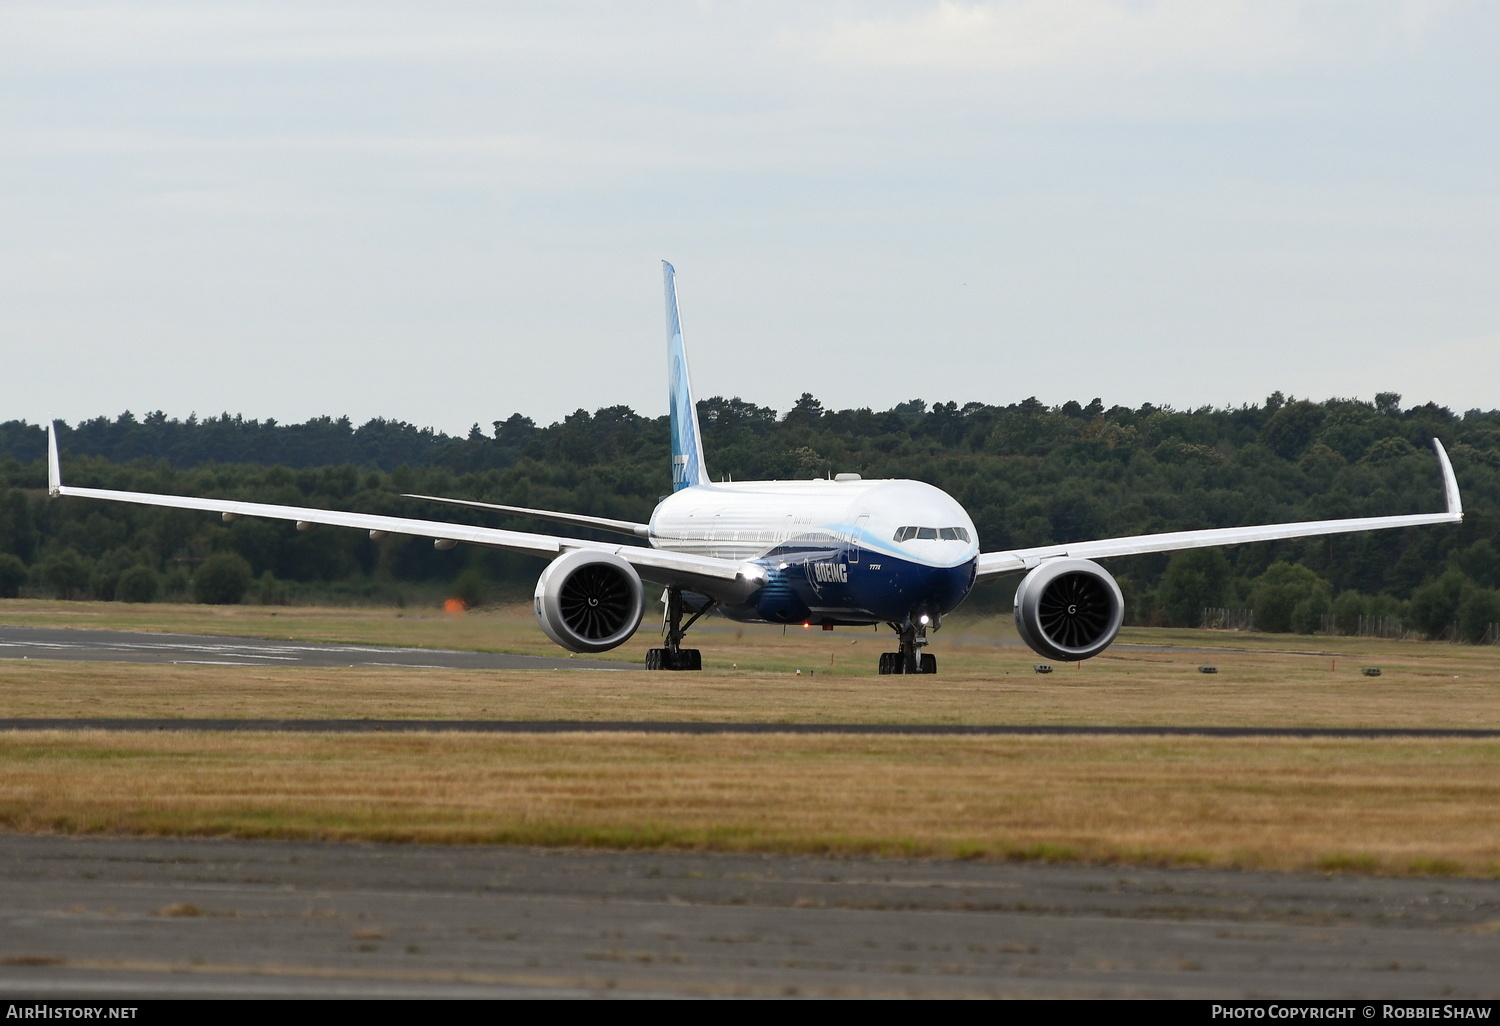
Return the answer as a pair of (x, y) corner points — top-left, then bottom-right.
(894, 526), (971, 543)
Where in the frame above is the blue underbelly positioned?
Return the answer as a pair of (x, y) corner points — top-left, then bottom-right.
(720, 546), (977, 625)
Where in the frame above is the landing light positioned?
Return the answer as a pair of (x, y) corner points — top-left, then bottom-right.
(919, 614), (930, 625)
(737, 563), (767, 586)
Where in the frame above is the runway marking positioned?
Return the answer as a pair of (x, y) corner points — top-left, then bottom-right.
(0, 625), (634, 671)
(167, 660), (275, 666)
(0, 719), (1496, 738)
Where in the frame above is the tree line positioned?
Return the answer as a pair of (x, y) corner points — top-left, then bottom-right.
(2, 390), (1498, 637)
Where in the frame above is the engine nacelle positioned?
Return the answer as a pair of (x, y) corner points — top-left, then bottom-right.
(533, 549), (646, 653)
(1013, 558), (1124, 662)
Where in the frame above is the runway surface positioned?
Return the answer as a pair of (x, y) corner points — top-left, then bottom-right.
(2, 718), (1497, 738)
(0, 834), (1495, 998)
(0, 624), (632, 671)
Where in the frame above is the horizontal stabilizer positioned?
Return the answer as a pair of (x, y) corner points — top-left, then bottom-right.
(402, 494), (650, 539)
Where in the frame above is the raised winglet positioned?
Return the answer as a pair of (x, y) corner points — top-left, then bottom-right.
(46, 421), (61, 497)
(975, 433), (1465, 581)
(1433, 437), (1463, 518)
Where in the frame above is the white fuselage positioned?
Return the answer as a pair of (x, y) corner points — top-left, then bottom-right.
(648, 478), (975, 565)
(647, 478), (980, 625)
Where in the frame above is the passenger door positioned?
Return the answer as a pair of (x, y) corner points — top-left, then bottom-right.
(847, 514), (868, 564)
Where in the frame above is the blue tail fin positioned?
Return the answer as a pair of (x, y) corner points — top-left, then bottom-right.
(664, 261), (709, 491)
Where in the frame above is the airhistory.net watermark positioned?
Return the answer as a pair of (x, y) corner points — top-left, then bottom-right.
(6, 1008), (137, 1020)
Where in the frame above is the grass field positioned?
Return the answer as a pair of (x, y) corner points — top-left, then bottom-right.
(0, 599), (1497, 875)
(3, 732), (1495, 876)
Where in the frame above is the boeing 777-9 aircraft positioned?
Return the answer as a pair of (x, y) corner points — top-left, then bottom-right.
(46, 263), (1463, 674)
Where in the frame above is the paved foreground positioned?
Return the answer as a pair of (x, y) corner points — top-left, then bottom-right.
(0, 835), (1495, 998)
(0, 624), (630, 670)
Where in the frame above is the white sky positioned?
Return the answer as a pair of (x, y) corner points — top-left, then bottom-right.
(2, 1), (1497, 433)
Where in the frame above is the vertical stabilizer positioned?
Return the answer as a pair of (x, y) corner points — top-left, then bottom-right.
(664, 261), (709, 491)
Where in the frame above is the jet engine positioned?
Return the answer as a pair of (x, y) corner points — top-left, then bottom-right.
(533, 549), (646, 653)
(1013, 558), (1124, 662)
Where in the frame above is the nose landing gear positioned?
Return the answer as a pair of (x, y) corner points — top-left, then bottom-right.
(877, 616), (937, 675)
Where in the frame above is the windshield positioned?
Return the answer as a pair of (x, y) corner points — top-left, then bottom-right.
(893, 525), (971, 543)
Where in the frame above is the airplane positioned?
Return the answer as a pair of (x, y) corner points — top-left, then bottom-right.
(45, 262), (1464, 674)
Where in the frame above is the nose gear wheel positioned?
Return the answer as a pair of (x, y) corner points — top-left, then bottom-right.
(876, 617), (938, 675)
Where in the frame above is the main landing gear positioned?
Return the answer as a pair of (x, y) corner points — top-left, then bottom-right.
(877, 616), (937, 675)
(645, 587), (713, 671)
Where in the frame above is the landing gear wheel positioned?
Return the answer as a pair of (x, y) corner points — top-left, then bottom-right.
(881, 617), (939, 675)
(650, 588), (713, 671)
(646, 646), (703, 671)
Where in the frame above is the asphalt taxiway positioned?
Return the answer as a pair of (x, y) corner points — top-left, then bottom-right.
(0, 624), (631, 671)
(0, 835), (1495, 999)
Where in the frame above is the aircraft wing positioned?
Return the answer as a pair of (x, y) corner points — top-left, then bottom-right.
(45, 425), (753, 593)
(975, 437), (1463, 580)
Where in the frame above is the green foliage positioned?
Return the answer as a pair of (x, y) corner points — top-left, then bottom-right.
(0, 553), (26, 598)
(1251, 562), (1331, 634)
(1260, 401), (1325, 459)
(1409, 570), (1471, 639)
(116, 565), (159, 604)
(1363, 436), (1417, 465)
(1449, 540), (1500, 589)
(451, 568), (488, 609)
(1331, 590), (1365, 635)
(256, 570), (285, 606)
(1289, 591), (1332, 635)
(1457, 586), (1500, 644)
(1158, 549), (1232, 627)
(39, 549), (92, 600)
(194, 552), (253, 605)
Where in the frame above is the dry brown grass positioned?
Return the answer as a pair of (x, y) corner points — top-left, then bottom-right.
(1, 730), (1495, 876)
(0, 650), (1495, 727)
(2, 600), (1498, 874)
